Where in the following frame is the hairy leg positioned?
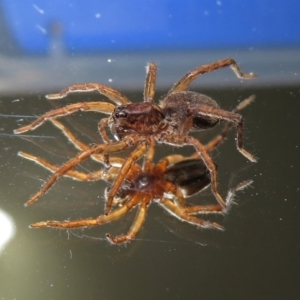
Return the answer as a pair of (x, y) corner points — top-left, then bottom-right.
(105, 142), (148, 215)
(161, 134), (226, 208)
(169, 58), (256, 94)
(18, 151), (122, 182)
(30, 193), (143, 229)
(159, 198), (224, 230)
(50, 119), (124, 167)
(106, 196), (150, 244)
(185, 179), (252, 215)
(46, 83), (131, 105)
(143, 62), (157, 103)
(193, 106), (256, 162)
(14, 102), (115, 134)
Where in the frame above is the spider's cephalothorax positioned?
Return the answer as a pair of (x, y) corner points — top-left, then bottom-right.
(15, 58), (256, 215)
(110, 102), (166, 140)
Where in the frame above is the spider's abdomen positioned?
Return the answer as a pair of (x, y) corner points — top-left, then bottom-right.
(164, 158), (211, 197)
(161, 91), (220, 133)
(189, 92), (220, 130)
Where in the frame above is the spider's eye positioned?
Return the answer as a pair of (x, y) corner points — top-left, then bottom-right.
(115, 111), (127, 118)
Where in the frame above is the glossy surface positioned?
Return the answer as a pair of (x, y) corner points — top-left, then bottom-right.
(0, 87), (300, 299)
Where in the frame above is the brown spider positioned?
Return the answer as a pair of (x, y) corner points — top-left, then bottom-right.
(14, 58), (256, 215)
(18, 97), (254, 244)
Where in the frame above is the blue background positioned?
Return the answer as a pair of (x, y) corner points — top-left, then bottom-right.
(2, 0), (300, 54)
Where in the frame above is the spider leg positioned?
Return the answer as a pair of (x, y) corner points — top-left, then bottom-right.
(24, 140), (130, 206)
(234, 95), (255, 112)
(105, 141), (148, 215)
(105, 161), (144, 208)
(30, 192), (143, 229)
(161, 134), (226, 208)
(154, 154), (186, 174)
(185, 179), (253, 215)
(159, 198), (224, 230)
(168, 58), (256, 94)
(143, 137), (155, 173)
(18, 151), (121, 182)
(158, 176), (188, 208)
(172, 185), (187, 208)
(51, 119), (89, 151)
(50, 119), (125, 167)
(224, 179), (253, 211)
(98, 118), (111, 144)
(98, 117), (114, 168)
(46, 83), (131, 105)
(194, 106), (256, 162)
(143, 62), (157, 103)
(185, 205), (223, 214)
(201, 95), (256, 153)
(106, 195), (150, 244)
(19, 148), (143, 207)
(14, 102), (115, 134)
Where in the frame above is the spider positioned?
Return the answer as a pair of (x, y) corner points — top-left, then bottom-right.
(14, 58), (256, 215)
(18, 97), (254, 244)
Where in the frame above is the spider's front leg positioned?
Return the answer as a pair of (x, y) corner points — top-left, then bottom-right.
(14, 102), (115, 134)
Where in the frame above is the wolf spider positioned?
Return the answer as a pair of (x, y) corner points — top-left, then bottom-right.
(14, 58), (256, 215)
(18, 97), (253, 244)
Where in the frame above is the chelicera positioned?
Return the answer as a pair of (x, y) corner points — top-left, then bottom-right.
(18, 97), (254, 244)
(14, 58), (256, 215)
